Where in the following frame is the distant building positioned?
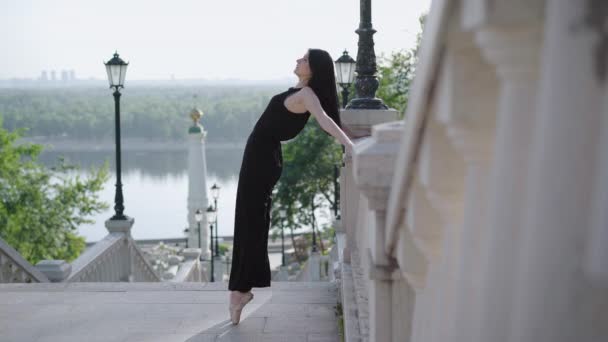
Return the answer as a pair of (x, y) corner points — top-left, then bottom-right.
(40, 70), (48, 81)
(61, 70), (69, 82)
(50, 70), (56, 81)
(69, 70), (76, 81)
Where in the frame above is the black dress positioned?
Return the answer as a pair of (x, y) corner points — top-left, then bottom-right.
(228, 87), (310, 291)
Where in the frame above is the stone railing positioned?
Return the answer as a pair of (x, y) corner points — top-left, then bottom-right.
(0, 237), (50, 283)
(171, 248), (205, 282)
(336, 1), (608, 342)
(0, 218), (169, 283)
(66, 232), (133, 282)
(62, 219), (161, 282)
(294, 251), (332, 282)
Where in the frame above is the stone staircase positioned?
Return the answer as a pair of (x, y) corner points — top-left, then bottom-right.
(0, 282), (340, 342)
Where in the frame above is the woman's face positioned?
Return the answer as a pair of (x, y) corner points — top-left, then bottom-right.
(294, 51), (312, 79)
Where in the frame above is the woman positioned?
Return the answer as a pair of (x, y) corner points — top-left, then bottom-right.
(228, 48), (354, 324)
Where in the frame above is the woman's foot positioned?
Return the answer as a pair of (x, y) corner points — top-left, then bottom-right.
(229, 290), (254, 325)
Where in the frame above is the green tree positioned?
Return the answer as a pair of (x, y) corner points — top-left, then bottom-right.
(377, 14), (426, 117)
(270, 119), (342, 260)
(0, 119), (110, 265)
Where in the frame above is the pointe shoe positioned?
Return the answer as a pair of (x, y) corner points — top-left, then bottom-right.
(229, 292), (254, 325)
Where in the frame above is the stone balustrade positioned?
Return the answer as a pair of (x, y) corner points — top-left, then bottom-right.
(0, 218), (168, 283)
(171, 248), (205, 282)
(0, 237), (50, 283)
(337, 1), (608, 341)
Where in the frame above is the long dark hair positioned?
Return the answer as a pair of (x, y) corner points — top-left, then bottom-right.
(307, 49), (341, 128)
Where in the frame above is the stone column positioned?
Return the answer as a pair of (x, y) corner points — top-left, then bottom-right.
(186, 109), (210, 259)
(509, 1), (608, 341)
(473, 24), (541, 342)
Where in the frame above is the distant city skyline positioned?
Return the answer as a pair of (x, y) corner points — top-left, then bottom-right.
(0, 0), (431, 81)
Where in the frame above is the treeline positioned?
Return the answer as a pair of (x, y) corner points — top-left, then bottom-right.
(0, 85), (286, 143)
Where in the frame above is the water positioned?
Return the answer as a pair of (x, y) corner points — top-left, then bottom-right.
(39, 147), (245, 243)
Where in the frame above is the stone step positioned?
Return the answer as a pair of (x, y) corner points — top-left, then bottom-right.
(0, 282), (340, 342)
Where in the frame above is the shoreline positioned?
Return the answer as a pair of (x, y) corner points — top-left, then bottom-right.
(18, 137), (245, 152)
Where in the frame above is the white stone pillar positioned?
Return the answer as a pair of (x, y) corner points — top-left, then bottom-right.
(186, 109), (210, 259)
(510, 1), (608, 341)
(472, 25), (541, 342)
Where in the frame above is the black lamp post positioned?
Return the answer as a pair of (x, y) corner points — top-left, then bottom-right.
(194, 209), (203, 253)
(333, 165), (340, 219)
(310, 196), (318, 253)
(206, 205), (216, 282)
(104, 52), (129, 220)
(279, 209), (287, 267)
(334, 50), (357, 109)
(347, 0), (388, 110)
(211, 183), (220, 257)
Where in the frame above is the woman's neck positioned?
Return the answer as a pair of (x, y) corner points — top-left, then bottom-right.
(295, 78), (309, 89)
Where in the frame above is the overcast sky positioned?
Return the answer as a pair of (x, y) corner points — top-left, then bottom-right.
(0, 0), (431, 81)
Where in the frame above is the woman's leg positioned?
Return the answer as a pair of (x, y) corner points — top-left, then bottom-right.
(228, 180), (272, 291)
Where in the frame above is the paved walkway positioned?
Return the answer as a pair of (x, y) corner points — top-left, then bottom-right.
(0, 282), (340, 342)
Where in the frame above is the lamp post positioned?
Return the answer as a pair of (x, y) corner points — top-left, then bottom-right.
(211, 183), (220, 257)
(206, 205), (216, 282)
(310, 196), (318, 253)
(104, 52), (129, 220)
(334, 50), (357, 108)
(333, 165), (340, 219)
(279, 209), (287, 267)
(347, 0), (388, 110)
(194, 209), (203, 253)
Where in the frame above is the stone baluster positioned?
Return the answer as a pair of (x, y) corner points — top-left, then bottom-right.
(433, 30), (499, 342)
(472, 23), (541, 342)
(352, 120), (407, 342)
(416, 115), (465, 342)
(585, 88), (608, 284)
(340, 107), (399, 263)
(508, 1), (608, 341)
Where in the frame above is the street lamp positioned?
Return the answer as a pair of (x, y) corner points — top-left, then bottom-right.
(279, 209), (287, 267)
(334, 165), (340, 219)
(206, 205), (217, 282)
(211, 183), (220, 257)
(194, 209), (203, 253)
(334, 50), (357, 108)
(310, 196), (319, 253)
(104, 51), (129, 220)
(347, 0), (388, 110)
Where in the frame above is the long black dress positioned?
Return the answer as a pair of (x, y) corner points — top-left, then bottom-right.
(228, 87), (310, 291)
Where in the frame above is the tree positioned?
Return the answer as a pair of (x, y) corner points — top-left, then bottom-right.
(0, 118), (110, 265)
(377, 14), (426, 117)
(270, 119), (342, 260)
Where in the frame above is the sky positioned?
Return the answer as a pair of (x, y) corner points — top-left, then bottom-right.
(0, 0), (431, 81)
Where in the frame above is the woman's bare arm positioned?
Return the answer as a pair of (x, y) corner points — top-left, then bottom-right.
(299, 87), (354, 153)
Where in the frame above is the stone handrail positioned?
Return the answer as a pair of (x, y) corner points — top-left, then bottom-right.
(171, 248), (205, 282)
(127, 236), (163, 282)
(66, 232), (162, 282)
(294, 251), (331, 282)
(0, 236), (50, 283)
(67, 232), (127, 282)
